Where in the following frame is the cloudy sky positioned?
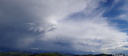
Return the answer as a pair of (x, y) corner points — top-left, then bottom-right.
(0, 0), (128, 54)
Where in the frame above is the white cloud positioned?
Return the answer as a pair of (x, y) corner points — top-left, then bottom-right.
(0, 0), (128, 54)
(113, 0), (128, 21)
(43, 16), (128, 53)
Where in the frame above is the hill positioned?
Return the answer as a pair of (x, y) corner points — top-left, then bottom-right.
(0, 52), (114, 56)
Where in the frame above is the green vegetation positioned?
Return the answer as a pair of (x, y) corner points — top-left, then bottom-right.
(0, 52), (30, 56)
(75, 54), (112, 56)
(31, 52), (70, 56)
(0, 52), (114, 56)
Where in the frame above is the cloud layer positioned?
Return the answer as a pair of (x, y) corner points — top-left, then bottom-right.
(0, 0), (128, 54)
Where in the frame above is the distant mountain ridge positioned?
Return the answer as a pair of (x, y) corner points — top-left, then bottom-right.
(0, 52), (120, 56)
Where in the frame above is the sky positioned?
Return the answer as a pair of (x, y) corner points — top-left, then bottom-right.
(0, 0), (128, 54)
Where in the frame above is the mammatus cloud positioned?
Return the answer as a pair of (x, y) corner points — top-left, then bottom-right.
(0, 0), (128, 54)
